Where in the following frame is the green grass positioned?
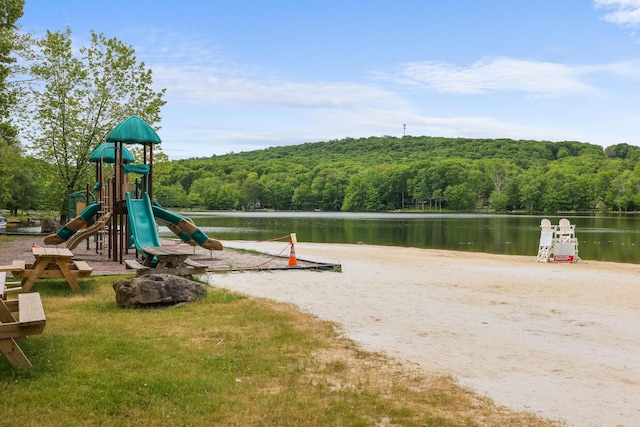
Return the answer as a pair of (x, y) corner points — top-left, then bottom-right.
(0, 275), (561, 426)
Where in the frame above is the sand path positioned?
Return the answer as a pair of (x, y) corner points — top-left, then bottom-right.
(208, 241), (640, 427)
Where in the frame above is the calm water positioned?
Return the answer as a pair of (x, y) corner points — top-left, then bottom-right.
(5, 212), (640, 264)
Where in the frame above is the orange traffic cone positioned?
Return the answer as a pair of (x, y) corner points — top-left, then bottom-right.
(288, 241), (298, 267)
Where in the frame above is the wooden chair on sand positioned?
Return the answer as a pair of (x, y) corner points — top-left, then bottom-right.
(537, 219), (554, 262)
(556, 218), (575, 243)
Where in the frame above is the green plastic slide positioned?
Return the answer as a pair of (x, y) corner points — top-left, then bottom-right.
(125, 192), (161, 254)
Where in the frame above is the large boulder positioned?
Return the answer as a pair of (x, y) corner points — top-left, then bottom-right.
(113, 274), (207, 308)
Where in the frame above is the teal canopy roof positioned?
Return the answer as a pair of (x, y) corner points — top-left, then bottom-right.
(123, 164), (150, 175)
(105, 115), (161, 146)
(89, 142), (135, 164)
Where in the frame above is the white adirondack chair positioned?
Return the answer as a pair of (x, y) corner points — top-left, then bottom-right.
(556, 218), (575, 242)
(537, 218), (554, 262)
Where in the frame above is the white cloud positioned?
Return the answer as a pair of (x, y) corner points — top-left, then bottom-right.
(594, 0), (640, 27)
(138, 30), (409, 111)
(398, 114), (571, 143)
(586, 60), (640, 79)
(153, 65), (410, 111)
(383, 57), (600, 97)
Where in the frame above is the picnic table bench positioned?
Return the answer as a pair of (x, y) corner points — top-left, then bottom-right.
(0, 279), (46, 368)
(9, 247), (92, 292)
(0, 260), (25, 298)
(125, 246), (207, 276)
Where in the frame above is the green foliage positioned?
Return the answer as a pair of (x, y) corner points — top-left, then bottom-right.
(0, 0), (24, 207)
(154, 135), (640, 213)
(188, 176), (241, 210)
(343, 169), (387, 212)
(444, 183), (477, 211)
(0, 0), (23, 139)
(3, 156), (45, 213)
(0, 136), (22, 208)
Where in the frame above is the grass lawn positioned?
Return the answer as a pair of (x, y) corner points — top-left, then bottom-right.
(0, 273), (560, 426)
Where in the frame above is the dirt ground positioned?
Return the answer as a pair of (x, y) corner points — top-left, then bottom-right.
(2, 237), (638, 426)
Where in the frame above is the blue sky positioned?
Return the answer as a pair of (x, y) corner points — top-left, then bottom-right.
(18, 0), (640, 159)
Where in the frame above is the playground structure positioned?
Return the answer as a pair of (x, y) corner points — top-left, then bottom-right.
(44, 115), (223, 264)
(537, 218), (580, 262)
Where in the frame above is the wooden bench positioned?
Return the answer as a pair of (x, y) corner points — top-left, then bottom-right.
(128, 246), (208, 276)
(184, 258), (207, 269)
(0, 260), (26, 272)
(125, 259), (151, 276)
(72, 260), (93, 277)
(0, 291), (47, 368)
(0, 260), (25, 299)
(0, 272), (23, 299)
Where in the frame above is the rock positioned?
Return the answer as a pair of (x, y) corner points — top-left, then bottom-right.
(112, 274), (207, 308)
(41, 218), (61, 233)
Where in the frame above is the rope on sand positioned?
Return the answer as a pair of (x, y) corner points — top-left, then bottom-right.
(234, 241), (291, 270)
(257, 234), (291, 243)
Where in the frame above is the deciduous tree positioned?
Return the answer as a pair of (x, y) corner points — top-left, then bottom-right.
(25, 27), (165, 218)
(0, 0), (24, 208)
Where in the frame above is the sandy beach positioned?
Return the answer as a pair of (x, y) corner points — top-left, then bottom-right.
(207, 241), (640, 427)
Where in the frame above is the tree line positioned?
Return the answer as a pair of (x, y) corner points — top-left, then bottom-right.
(152, 137), (640, 213)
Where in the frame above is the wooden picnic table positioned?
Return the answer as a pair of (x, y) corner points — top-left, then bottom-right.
(124, 246), (206, 276)
(0, 284), (46, 368)
(10, 247), (92, 292)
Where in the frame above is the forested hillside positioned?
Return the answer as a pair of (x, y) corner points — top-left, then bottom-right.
(153, 136), (640, 213)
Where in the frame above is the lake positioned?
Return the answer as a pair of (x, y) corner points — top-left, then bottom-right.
(4, 212), (640, 264)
